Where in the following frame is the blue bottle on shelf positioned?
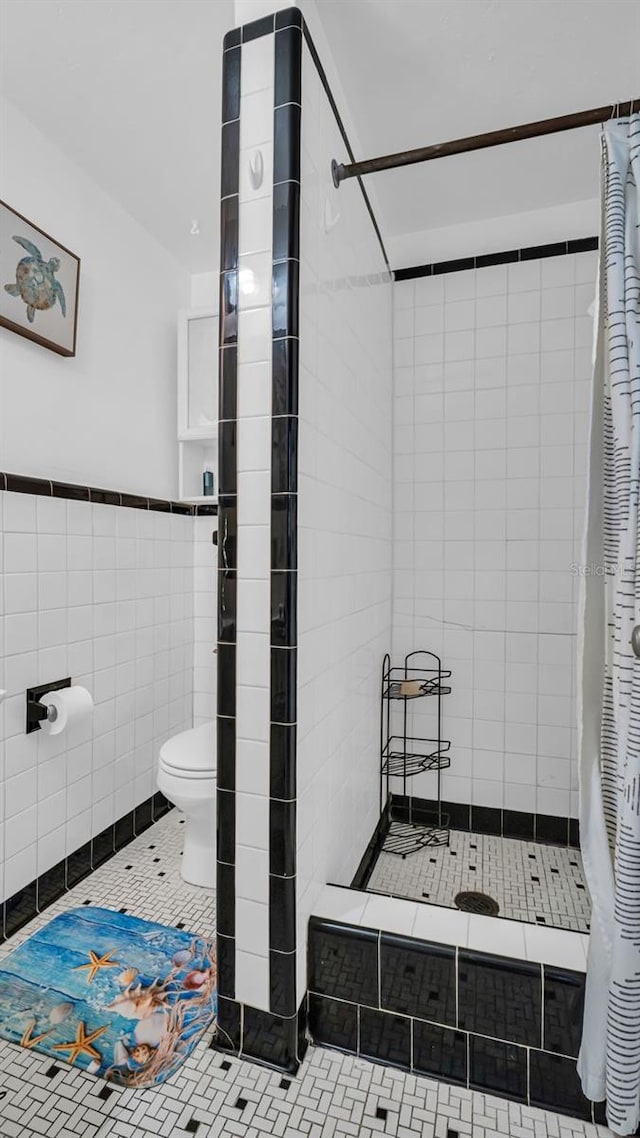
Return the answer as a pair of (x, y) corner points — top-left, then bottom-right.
(202, 467), (214, 497)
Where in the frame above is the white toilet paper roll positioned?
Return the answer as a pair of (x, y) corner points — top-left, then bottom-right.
(39, 685), (93, 736)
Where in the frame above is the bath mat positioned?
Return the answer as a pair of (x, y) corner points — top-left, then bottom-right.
(0, 906), (216, 1086)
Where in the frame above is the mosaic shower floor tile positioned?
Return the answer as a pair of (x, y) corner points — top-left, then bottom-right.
(368, 828), (591, 932)
(0, 907), (216, 1087)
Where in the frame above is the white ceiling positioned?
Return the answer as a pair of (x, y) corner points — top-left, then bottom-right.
(2, 0), (638, 272)
(0, 0), (233, 273)
(315, 0), (639, 263)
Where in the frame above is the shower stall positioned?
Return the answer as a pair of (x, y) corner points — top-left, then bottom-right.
(359, 237), (597, 936)
(214, 4), (639, 1124)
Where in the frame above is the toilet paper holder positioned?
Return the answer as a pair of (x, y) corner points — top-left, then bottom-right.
(26, 677), (71, 734)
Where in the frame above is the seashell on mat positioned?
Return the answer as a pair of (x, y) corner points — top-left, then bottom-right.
(49, 1001), (74, 1024)
(134, 1013), (167, 1046)
(117, 968), (138, 986)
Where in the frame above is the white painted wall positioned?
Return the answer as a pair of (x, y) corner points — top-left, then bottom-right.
(392, 249), (597, 819)
(390, 199), (599, 273)
(191, 273), (218, 310)
(297, 35), (393, 996)
(233, 0), (387, 248)
(0, 98), (188, 499)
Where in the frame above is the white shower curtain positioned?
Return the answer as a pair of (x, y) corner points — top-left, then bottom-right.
(578, 114), (640, 1137)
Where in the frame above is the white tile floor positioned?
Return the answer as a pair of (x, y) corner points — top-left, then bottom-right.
(368, 829), (591, 933)
(0, 811), (610, 1137)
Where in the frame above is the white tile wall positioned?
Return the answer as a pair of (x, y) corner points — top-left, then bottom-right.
(0, 493), (195, 903)
(232, 30), (274, 1014)
(392, 250), (597, 818)
(297, 38), (393, 1000)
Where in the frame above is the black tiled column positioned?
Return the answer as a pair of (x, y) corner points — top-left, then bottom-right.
(216, 26), (241, 1001)
(269, 11), (302, 1025)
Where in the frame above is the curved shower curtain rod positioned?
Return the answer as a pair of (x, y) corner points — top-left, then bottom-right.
(331, 97), (640, 187)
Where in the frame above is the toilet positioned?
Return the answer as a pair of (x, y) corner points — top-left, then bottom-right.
(157, 720), (216, 888)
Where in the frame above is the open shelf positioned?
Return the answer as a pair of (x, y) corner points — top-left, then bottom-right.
(178, 437), (217, 504)
(177, 307), (219, 503)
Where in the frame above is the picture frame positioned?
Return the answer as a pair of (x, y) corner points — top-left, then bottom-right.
(0, 199), (80, 357)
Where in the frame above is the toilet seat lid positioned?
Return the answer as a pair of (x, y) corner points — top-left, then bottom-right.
(159, 721), (216, 775)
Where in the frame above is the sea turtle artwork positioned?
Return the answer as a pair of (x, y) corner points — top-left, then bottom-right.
(4, 235), (66, 323)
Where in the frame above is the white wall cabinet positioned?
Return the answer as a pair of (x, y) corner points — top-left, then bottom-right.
(177, 308), (219, 502)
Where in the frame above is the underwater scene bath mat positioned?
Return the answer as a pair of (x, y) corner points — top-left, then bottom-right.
(0, 907), (216, 1087)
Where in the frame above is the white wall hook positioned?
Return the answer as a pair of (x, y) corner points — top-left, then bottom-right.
(249, 150), (264, 189)
(323, 199), (340, 234)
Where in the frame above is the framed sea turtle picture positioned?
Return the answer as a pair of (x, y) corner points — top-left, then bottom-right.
(0, 200), (80, 357)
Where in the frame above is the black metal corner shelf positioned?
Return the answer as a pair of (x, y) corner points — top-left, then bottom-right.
(380, 650), (452, 857)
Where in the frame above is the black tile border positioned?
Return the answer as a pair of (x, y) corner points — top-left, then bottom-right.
(213, 994), (308, 1074)
(391, 794), (579, 849)
(3, 793), (169, 941)
(351, 799), (391, 889)
(307, 916), (596, 1122)
(216, 24), (241, 1003)
(394, 236), (599, 281)
(268, 18), (301, 1020)
(0, 472), (217, 515)
(242, 12), (274, 42)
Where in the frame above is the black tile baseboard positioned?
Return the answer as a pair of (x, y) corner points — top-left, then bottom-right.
(307, 916), (596, 1122)
(351, 798), (391, 889)
(394, 236), (599, 281)
(0, 472), (217, 515)
(413, 1020), (467, 1085)
(469, 1035), (528, 1103)
(212, 995), (307, 1074)
(529, 1050), (591, 1120)
(360, 1006), (411, 1069)
(2, 792), (169, 941)
(308, 991), (357, 1052)
(391, 794), (579, 849)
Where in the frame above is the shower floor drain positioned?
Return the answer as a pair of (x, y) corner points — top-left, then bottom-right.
(454, 891), (500, 916)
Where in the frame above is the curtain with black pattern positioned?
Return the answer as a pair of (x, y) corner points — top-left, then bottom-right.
(578, 113), (640, 1136)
